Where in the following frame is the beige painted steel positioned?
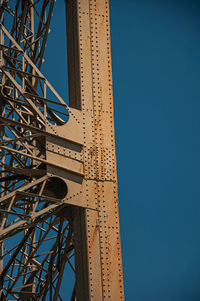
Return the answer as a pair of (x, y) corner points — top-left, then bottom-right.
(0, 0), (124, 299)
(66, 0), (125, 299)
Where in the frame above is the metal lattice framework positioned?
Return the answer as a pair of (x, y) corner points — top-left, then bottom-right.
(0, 0), (124, 300)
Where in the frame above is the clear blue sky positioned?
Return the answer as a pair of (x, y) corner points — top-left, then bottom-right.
(44, 1), (200, 300)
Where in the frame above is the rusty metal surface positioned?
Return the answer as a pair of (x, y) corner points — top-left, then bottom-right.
(0, 0), (124, 300)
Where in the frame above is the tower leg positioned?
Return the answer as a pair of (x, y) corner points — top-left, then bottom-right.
(66, 1), (124, 299)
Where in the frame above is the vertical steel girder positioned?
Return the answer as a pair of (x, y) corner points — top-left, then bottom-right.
(0, 0), (124, 300)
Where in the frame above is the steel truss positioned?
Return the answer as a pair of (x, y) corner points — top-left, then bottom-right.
(0, 0), (124, 300)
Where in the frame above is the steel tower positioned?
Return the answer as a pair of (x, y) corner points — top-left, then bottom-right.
(0, 0), (124, 299)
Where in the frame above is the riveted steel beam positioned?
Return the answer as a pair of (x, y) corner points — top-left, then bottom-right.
(65, 0), (125, 299)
